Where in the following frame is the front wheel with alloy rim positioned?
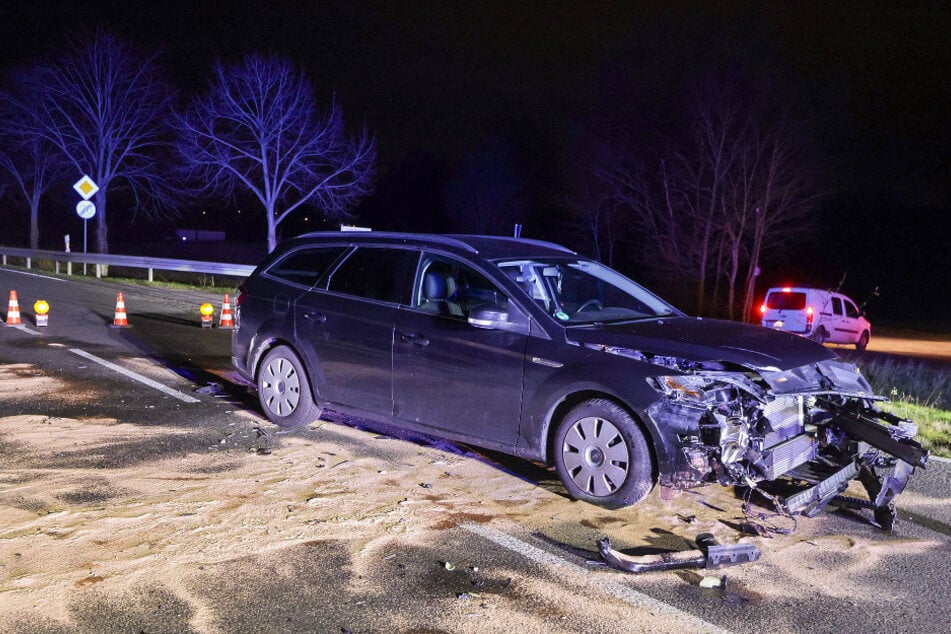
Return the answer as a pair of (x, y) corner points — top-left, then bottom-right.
(553, 399), (654, 508)
(257, 346), (321, 428)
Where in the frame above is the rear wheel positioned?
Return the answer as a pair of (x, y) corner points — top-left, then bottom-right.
(257, 346), (321, 428)
(856, 330), (870, 352)
(553, 399), (654, 508)
(812, 326), (828, 344)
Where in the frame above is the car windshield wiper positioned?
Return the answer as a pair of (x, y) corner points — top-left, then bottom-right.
(566, 316), (658, 327)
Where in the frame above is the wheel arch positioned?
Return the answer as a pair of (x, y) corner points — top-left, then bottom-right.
(250, 337), (321, 403)
(543, 390), (662, 484)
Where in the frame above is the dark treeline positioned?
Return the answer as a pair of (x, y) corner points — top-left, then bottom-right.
(1, 9), (947, 324)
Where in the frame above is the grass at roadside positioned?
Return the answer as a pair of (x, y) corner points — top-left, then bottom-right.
(103, 276), (239, 294)
(850, 354), (951, 458)
(1, 262), (241, 294)
(879, 401), (951, 458)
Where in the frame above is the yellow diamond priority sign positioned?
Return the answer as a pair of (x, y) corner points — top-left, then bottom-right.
(73, 175), (99, 200)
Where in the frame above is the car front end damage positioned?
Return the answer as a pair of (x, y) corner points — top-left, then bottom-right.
(642, 356), (928, 530)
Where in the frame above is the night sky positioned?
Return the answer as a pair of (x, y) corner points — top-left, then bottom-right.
(1, 1), (949, 326)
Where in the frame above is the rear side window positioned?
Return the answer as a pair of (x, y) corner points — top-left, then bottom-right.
(766, 291), (806, 310)
(327, 247), (419, 303)
(831, 297), (844, 315)
(267, 247), (347, 287)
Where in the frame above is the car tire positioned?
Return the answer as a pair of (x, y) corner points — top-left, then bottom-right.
(856, 330), (870, 352)
(812, 326), (828, 344)
(553, 399), (654, 508)
(257, 345), (321, 428)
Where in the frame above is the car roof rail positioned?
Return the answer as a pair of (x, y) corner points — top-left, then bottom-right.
(294, 231), (577, 255)
(296, 231), (480, 253)
(447, 234), (577, 255)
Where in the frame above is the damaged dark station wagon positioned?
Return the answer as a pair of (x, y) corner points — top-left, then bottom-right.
(233, 232), (927, 528)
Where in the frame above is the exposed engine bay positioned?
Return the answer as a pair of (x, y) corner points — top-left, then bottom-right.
(636, 354), (929, 530)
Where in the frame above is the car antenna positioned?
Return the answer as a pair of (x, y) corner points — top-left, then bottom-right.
(857, 286), (880, 312)
(833, 271), (848, 293)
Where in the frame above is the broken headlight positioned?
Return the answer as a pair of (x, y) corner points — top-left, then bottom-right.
(647, 372), (770, 481)
(647, 371), (766, 406)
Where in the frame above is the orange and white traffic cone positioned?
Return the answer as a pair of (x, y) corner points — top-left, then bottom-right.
(5, 290), (22, 325)
(219, 294), (234, 329)
(111, 292), (129, 328)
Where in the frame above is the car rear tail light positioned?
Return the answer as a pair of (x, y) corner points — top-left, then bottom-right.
(235, 284), (248, 307)
(806, 305), (814, 325)
(760, 304), (767, 314)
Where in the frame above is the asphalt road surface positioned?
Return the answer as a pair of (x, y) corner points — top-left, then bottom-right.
(1, 266), (949, 634)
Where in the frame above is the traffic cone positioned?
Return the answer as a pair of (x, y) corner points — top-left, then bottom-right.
(111, 292), (129, 328)
(219, 294), (234, 329)
(5, 290), (22, 325)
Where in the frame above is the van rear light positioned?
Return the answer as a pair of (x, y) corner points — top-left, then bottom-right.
(806, 305), (814, 325)
(235, 284), (248, 307)
(760, 304), (767, 314)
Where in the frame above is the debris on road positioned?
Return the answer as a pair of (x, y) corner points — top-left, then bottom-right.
(699, 575), (727, 589)
(597, 533), (761, 574)
(195, 381), (223, 395)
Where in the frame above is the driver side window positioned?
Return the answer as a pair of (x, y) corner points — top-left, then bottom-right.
(414, 255), (508, 320)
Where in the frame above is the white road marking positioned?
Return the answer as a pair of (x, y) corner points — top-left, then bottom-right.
(8, 324), (41, 336)
(2, 268), (68, 282)
(462, 523), (732, 634)
(69, 348), (200, 403)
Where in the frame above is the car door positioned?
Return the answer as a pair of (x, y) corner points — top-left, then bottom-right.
(294, 246), (419, 417)
(839, 297), (863, 344)
(392, 253), (529, 446)
(826, 295), (845, 343)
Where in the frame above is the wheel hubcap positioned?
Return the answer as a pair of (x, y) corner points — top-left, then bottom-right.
(261, 357), (301, 417)
(561, 416), (630, 497)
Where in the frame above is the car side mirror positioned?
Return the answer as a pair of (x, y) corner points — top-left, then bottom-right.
(468, 304), (510, 330)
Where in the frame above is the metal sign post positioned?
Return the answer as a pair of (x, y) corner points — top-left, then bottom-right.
(73, 176), (99, 276)
(76, 200), (96, 275)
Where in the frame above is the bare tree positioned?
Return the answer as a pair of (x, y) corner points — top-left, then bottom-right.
(38, 32), (177, 254)
(0, 66), (63, 249)
(178, 55), (376, 252)
(445, 134), (530, 236)
(563, 127), (637, 267)
(672, 74), (750, 314)
(737, 117), (821, 321)
(564, 68), (821, 317)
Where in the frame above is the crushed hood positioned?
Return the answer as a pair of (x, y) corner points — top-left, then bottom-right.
(569, 317), (836, 371)
(760, 358), (877, 398)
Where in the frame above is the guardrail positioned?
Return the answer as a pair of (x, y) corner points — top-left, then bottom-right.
(0, 246), (255, 281)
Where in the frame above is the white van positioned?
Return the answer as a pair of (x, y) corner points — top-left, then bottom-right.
(760, 287), (871, 350)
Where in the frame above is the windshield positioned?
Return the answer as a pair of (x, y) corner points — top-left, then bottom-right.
(496, 259), (679, 324)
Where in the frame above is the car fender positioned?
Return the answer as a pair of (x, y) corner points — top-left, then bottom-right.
(518, 354), (677, 475)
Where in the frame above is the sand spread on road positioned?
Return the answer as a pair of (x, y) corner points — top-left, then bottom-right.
(0, 363), (946, 633)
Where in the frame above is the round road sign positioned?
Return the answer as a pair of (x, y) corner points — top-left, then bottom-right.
(76, 200), (96, 219)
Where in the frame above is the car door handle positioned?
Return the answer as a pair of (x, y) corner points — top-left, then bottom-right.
(399, 332), (430, 346)
(302, 311), (327, 323)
